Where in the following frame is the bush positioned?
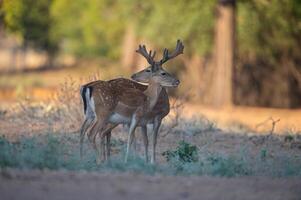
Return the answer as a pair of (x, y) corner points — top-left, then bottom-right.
(162, 140), (198, 163)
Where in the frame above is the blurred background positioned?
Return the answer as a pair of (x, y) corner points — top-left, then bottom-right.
(0, 0), (300, 130)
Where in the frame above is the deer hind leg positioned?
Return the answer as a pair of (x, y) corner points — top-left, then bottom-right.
(87, 118), (108, 165)
(87, 124), (116, 162)
(151, 118), (162, 164)
(141, 125), (148, 162)
(102, 124), (118, 161)
(79, 114), (95, 159)
(79, 118), (89, 159)
(80, 87), (96, 158)
(100, 135), (106, 161)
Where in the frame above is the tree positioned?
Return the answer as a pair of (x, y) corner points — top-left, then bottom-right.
(51, 0), (124, 59)
(2, 0), (58, 68)
(212, 0), (236, 107)
(235, 0), (301, 107)
(122, 0), (216, 99)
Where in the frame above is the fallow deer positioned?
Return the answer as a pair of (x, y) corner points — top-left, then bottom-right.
(80, 40), (184, 164)
(80, 78), (170, 163)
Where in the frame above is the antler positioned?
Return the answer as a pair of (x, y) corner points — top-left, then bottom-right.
(136, 44), (156, 65)
(160, 40), (184, 64)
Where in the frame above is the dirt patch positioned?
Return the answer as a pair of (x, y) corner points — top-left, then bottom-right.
(0, 169), (300, 200)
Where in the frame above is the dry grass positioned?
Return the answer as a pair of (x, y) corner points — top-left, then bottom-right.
(0, 77), (300, 177)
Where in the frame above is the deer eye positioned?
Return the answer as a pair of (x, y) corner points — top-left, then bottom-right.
(161, 72), (166, 76)
(145, 69), (151, 72)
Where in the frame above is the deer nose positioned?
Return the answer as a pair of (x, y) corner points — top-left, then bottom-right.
(174, 79), (180, 85)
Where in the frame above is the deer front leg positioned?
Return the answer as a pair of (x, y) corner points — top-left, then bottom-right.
(141, 125), (148, 162)
(125, 115), (139, 163)
(151, 118), (162, 164)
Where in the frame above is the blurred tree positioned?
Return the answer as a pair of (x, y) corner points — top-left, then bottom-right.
(235, 0), (301, 107)
(2, 0), (58, 68)
(121, 0), (216, 99)
(121, 23), (138, 71)
(133, 0), (215, 57)
(0, 1), (4, 36)
(212, 0), (236, 107)
(118, 0), (150, 72)
(1, 0), (300, 107)
(51, 0), (124, 59)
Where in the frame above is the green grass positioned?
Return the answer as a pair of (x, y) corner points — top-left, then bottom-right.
(0, 133), (300, 177)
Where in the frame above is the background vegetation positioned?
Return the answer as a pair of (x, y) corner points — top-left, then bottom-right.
(1, 0), (301, 107)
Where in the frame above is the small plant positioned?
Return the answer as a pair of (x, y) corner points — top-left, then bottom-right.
(284, 135), (294, 142)
(162, 140), (198, 163)
(260, 148), (268, 160)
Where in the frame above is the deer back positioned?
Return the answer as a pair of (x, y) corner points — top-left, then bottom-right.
(82, 78), (170, 119)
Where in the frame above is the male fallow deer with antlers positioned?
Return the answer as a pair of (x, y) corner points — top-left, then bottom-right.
(80, 40), (184, 164)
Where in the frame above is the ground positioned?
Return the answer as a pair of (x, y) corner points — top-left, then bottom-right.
(0, 170), (300, 200)
(0, 66), (301, 200)
(0, 110), (301, 199)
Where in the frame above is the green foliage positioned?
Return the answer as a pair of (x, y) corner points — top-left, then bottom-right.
(260, 148), (267, 160)
(284, 135), (294, 142)
(237, 0), (301, 62)
(162, 140), (198, 163)
(2, 0), (58, 54)
(125, 0), (216, 56)
(51, 0), (125, 58)
(2, 0), (301, 66)
(49, 0), (216, 58)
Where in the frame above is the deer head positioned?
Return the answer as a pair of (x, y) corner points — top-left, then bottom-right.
(131, 40), (184, 87)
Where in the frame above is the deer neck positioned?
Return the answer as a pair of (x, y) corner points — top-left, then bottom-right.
(144, 79), (162, 111)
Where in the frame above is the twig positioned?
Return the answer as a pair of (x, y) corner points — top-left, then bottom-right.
(256, 117), (280, 135)
(270, 118), (280, 135)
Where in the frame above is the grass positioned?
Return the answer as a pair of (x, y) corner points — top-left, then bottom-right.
(1, 76), (301, 178)
(0, 133), (300, 177)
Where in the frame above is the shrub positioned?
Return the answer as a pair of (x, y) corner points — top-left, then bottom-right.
(162, 140), (198, 163)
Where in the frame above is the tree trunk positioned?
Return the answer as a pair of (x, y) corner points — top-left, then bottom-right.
(121, 24), (138, 72)
(212, 0), (236, 107)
